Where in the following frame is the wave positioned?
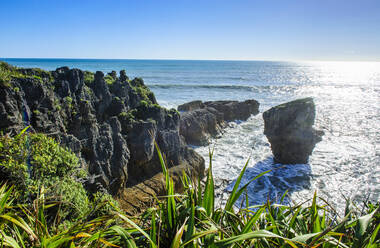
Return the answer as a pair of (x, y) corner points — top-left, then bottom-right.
(148, 84), (258, 90)
(148, 82), (378, 91)
(143, 76), (251, 81)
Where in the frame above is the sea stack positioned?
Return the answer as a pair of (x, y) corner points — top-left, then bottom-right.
(263, 97), (323, 164)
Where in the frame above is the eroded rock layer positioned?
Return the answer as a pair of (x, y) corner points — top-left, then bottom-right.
(263, 97), (323, 164)
(178, 100), (260, 146)
(0, 63), (205, 211)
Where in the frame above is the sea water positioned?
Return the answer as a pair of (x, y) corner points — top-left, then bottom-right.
(3, 58), (380, 208)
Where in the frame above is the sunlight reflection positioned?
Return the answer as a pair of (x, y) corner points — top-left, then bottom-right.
(302, 61), (380, 85)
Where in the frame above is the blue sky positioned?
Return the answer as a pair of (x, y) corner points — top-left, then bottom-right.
(1, 0), (380, 61)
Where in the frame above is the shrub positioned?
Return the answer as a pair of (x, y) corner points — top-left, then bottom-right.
(0, 61), (16, 86)
(55, 177), (90, 219)
(0, 130), (89, 221)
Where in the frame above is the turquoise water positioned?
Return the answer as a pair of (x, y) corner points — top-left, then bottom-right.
(3, 58), (380, 208)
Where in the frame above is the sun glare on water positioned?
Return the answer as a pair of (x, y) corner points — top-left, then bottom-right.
(305, 61), (380, 86)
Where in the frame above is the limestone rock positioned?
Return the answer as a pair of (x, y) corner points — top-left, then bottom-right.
(0, 62), (205, 207)
(263, 97), (323, 164)
(204, 100), (260, 121)
(178, 100), (204, 112)
(180, 108), (221, 146)
(178, 99), (260, 146)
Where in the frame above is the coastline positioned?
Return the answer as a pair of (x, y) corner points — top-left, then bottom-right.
(1, 59), (379, 210)
(0, 61), (378, 247)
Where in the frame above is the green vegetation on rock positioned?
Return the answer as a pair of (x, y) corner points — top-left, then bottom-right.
(119, 109), (138, 124)
(0, 131), (86, 213)
(0, 130), (117, 224)
(64, 96), (74, 109)
(104, 74), (116, 85)
(0, 61), (53, 86)
(83, 70), (95, 85)
(0, 62), (22, 86)
(130, 77), (156, 104)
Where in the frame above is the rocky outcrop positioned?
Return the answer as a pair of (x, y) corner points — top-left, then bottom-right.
(263, 98), (323, 164)
(117, 148), (204, 215)
(178, 100), (204, 112)
(0, 62), (205, 211)
(178, 100), (260, 146)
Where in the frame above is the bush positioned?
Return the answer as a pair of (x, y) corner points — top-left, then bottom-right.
(0, 130), (89, 221)
(55, 177), (90, 219)
(0, 61), (16, 86)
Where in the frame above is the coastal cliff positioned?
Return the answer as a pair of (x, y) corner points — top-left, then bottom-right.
(0, 62), (204, 212)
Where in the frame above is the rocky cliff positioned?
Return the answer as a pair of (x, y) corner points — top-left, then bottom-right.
(0, 62), (204, 210)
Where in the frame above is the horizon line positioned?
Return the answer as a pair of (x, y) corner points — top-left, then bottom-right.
(1, 57), (380, 63)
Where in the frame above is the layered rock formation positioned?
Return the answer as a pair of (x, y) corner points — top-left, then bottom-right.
(0, 62), (204, 213)
(263, 98), (323, 164)
(178, 100), (260, 145)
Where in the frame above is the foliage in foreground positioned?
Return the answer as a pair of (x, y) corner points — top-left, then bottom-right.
(0, 133), (379, 247)
(0, 129), (118, 227)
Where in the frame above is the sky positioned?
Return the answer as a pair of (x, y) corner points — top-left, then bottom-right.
(1, 0), (380, 61)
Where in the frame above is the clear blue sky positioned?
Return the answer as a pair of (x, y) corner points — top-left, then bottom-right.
(1, 0), (380, 61)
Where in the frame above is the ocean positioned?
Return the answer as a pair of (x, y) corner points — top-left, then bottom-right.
(3, 58), (380, 208)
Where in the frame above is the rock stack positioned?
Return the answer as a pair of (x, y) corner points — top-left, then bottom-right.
(263, 98), (323, 164)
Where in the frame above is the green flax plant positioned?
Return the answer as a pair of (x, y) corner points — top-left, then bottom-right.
(132, 144), (379, 248)
(0, 137), (378, 247)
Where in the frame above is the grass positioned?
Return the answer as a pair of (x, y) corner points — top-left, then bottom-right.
(0, 135), (378, 247)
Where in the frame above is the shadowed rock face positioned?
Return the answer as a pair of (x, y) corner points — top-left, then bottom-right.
(263, 98), (323, 164)
(0, 63), (205, 210)
(178, 100), (260, 146)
